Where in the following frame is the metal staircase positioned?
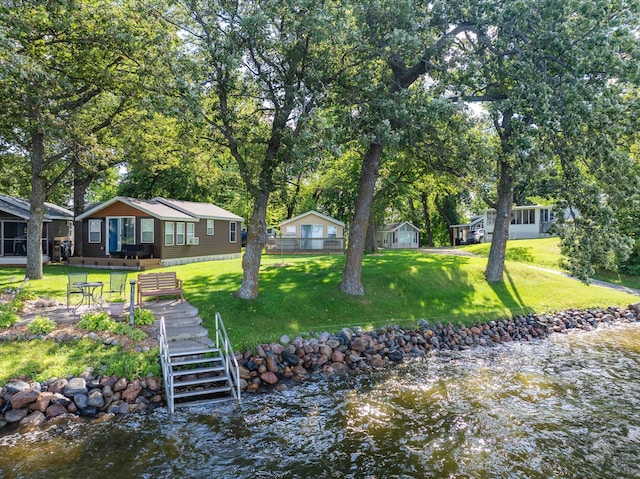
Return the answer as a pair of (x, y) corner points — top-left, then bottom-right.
(159, 312), (241, 413)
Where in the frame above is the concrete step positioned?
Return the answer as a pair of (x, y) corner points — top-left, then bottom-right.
(143, 300), (200, 320)
(166, 325), (209, 341)
(164, 315), (202, 328)
(168, 338), (216, 354)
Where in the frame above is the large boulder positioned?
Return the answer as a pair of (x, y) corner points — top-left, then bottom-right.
(10, 389), (39, 410)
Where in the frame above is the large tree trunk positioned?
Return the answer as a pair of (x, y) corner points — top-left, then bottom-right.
(237, 189), (269, 299)
(341, 142), (383, 295)
(420, 192), (433, 247)
(73, 168), (91, 258)
(26, 128), (45, 280)
(364, 221), (378, 253)
(485, 159), (514, 282)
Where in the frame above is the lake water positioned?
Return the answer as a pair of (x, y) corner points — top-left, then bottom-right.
(2, 322), (639, 478)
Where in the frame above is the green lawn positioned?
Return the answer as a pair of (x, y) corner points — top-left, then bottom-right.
(461, 237), (640, 291)
(2, 248), (638, 351)
(461, 237), (564, 270)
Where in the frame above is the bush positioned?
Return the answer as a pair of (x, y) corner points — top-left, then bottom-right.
(27, 316), (57, 335)
(111, 322), (148, 341)
(0, 303), (20, 328)
(134, 308), (155, 326)
(78, 311), (148, 340)
(104, 348), (161, 379)
(78, 312), (116, 332)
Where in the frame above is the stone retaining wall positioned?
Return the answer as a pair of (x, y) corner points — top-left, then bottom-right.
(2, 304), (639, 429)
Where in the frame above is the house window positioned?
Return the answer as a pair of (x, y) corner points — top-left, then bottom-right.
(176, 222), (185, 245)
(487, 211), (496, 226)
(89, 219), (101, 243)
(327, 226), (337, 239)
(230, 221), (237, 242)
(186, 223), (195, 243)
(165, 222), (175, 246)
(285, 225), (296, 237)
(513, 209), (536, 225)
(141, 218), (154, 243)
(207, 219), (214, 235)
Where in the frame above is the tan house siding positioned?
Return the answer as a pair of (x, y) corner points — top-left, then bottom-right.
(281, 212), (344, 238)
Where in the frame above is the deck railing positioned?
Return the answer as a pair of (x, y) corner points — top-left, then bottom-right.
(265, 237), (345, 253)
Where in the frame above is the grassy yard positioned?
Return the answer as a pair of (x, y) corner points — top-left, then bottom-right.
(461, 237), (563, 270)
(1, 248), (638, 351)
(461, 237), (640, 290)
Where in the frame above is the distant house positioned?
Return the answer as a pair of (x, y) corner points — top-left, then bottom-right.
(376, 221), (421, 249)
(266, 210), (345, 254)
(0, 194), (73, 265)
(451, 205), (556, 245)
(72, 196), (244, 269)
(450, 215), (485, 245)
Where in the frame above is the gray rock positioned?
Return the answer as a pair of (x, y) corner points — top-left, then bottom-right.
(5, 381), (31, 394)
(74, 393), (89, 409)
(339, 328), (354, 341)
(64, 378), (88, 397)
(20, 411), (46, 426)
(5, 408), (28, 423)
(50, 393), (71, 407)
(281, 350), (300, 366)
(388, 350), (404, 362)
(279, 334), (290, 345)
(87, 390), (105, 408)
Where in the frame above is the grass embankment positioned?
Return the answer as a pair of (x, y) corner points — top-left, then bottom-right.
(461, 237), (640, 290)
(1, 247), (638, 354)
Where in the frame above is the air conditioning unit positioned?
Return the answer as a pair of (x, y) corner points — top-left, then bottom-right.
(187, 237), (200, 245)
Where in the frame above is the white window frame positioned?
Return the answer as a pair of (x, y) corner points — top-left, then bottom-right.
(230, 221), (237, 243)
(165, 222), (175, 246)
(88, 219), (101, 243)
(187, 222), (195, 243)
(140, 218), (154, 243)
(327, 226), (337, 238)
(176, 222), (185, 245)
(285, 225), (296, 237)
(207, 219), (214, 235)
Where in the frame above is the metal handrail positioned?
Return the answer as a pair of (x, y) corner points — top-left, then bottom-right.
(215, 312), (242, 402)
(158, 316), (175, 413)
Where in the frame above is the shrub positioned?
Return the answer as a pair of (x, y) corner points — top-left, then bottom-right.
(78, 312), (116, 332)
(111, 322), (148, 340)
(134, 308), (155, 326)
(27, 316), (57, 335)
(104, 348), (161, 379)
(0, 303), (19, 328)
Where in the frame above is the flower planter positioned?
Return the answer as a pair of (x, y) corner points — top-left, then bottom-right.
(108, 302), (125, 317)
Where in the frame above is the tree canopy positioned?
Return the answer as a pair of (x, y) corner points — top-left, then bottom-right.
(1, 0), (639, 293)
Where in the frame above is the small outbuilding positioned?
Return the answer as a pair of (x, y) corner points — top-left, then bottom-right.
(72, 196), (243, 269)
(376, 221), (421, 249)
(0, 194), (73, 265)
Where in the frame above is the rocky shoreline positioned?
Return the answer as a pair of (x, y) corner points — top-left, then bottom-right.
(236, 304), (640, 390)
(2, 304), (639, 430)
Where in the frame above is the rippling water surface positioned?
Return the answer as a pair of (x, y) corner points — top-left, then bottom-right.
(2, 323), (640, 478)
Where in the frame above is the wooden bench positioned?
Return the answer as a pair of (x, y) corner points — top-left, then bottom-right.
(137, 272), (184, 304)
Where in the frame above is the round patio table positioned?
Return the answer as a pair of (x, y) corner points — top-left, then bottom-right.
(72, 281), (104, 311)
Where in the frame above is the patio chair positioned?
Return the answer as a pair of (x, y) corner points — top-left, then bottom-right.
(66, 272), (88, 310)
(106, 271), (128, 299)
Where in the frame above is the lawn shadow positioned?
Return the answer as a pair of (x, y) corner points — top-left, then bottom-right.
(487, 265), (529, 315)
